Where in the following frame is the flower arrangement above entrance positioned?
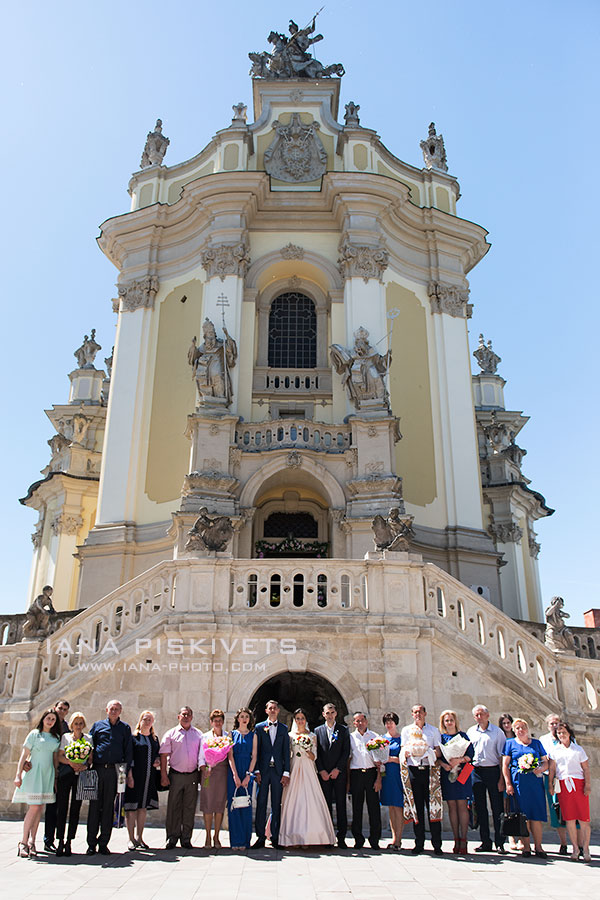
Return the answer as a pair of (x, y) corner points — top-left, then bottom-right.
(255, 538), (329, 559)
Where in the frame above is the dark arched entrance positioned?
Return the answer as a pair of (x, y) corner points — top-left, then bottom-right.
(249, 671), (348, 730)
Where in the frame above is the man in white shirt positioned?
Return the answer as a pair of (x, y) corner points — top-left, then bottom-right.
(349, 712), (381, 849)
(467, 704), (506, 853)
(539, 713), (568, 853)
(400, 703), (442, 854)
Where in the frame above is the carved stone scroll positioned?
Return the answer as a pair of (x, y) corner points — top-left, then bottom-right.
(118, 276), (159, 312)
(201, 241), (251, 281)
(338, 241), (389, 283)
(428, 282), (472, 318)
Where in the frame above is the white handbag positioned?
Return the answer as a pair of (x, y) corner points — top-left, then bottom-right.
(230, 786), (252, 810)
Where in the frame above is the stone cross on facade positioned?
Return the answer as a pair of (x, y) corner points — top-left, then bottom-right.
(216, 293), (230, 328)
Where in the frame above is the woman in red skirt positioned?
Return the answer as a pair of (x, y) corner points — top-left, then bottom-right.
(548, 722), (591, 862)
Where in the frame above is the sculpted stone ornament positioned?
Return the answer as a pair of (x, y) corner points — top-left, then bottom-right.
(338, 241), (389, 282)
(280, 242), (304, 259)
(249, 16), (344, 80)
(372, 508), (414, 552)
(473, 333), (501, 374)
(188, 319), (238, 409)
(201, 241), (251, 280)
(264, 114), (327, 183)
(140, 119), (169, 168)
(231, 102), (247, 125)
(22, 586), (56, 640)
(185, 508), (234, 552)
(544, 596), (576, 654)
(51, 513), (83, 536)
(428, 282), (472, 318)
(74, 329), (101, 369)
(330, 326), (391, 411)
(420, 122), (448, 172)
(118, 275), (159, 312)
(104, 347), (114, 379)
(344, 102), (360, 126)
(482, 412), (513, 454)
(488, 521), (523, 544)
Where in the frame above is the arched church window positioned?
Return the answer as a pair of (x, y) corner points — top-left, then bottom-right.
(268, 292), (317, 368)
(264, 512), (318, 539)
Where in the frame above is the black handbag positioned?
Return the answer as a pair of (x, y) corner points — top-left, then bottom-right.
(500, 795), (529, 838)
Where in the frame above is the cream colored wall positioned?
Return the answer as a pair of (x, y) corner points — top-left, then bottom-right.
(386, 282), (436, 507)
(376, 161), (422, 205)
(238, 300), (256, 423)
(145, 279), (202, 505)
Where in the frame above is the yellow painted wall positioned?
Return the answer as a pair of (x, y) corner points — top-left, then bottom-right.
(353, 144), (368, 170)
(145, 280), (202, 503)
(139, 184), (154, 208)
(387, 282), (436, 506)
(435, 186), (450, 213)
(167, 164), (214, 204)
(376, 162), (421, 205)
(223, 144), (240, 171)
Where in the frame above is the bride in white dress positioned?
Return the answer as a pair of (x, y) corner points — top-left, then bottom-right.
(279, 708), (336, 847)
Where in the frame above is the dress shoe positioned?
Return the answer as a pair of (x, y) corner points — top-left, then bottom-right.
(181, 841), (193, 849)
(496, 843), (507, 854)
(64, 841), (72, 857)
(271, 840), (280, 849)
(433, 847), (444, 855)
(165, 840), (178, 850)
(251, 838), (266, 849)
(354, 838), (365, 849)
(337, 839), (348, 849)
(475, 842), (493, 852)
(411, 846), (424, 855)
(369, 840), (380, 849)
(44, 841), (57, 853)
(86, 847), (96, 855)
(98, 846), (111, 855)
(55, 840), (65, 857)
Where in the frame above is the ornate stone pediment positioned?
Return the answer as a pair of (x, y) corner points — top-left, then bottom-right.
(118, 275), (159, 312)
(428, 281), (472, 318)
(201, 241), (251, 281)
(338, 241), (389, 283)
(264, 114), (327, 183)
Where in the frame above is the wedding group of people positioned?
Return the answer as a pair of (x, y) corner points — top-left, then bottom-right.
(12, 697), (593, 863)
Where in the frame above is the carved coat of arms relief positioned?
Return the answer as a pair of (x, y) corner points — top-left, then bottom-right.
(263, 113), (328, 183)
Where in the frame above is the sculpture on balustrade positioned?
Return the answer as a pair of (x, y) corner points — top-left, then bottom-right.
(420, 122), (448, 172)
(372, 508), (414, 552)
(74, 329), (101, 369)
(22, 585), (56, 640)
(544, 596), (576, 654)
(140, 119), (169, 168)
(187, 319), (238, 408)
(185, 508), (234, 552)
(330, 326), (391, 411)
(473, 333), (501, 375)
(249, 16), (344, 79)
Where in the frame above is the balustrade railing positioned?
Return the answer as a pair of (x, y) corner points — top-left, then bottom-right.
(253, 367), (332, 397)
(228, 559), (367, 611)
(235, 419), (351, 453)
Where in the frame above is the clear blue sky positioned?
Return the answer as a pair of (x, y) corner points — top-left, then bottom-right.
(1, 1), (598, 623)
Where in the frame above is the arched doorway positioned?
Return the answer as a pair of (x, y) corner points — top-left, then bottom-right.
(249, 671), (348, 730)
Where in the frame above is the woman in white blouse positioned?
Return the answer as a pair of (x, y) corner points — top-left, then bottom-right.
(547, 722), (591, 862)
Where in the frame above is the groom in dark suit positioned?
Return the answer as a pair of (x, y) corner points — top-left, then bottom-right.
(315, 702), (350, 848)
(253, 700), (290, 848)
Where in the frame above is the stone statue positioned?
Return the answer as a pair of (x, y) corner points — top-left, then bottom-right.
(140, 119), (169, 168)
(420, 122), (448, 172)
(330, 327), (391, 411)
(264, 114), (327, 182)
(544, 596), (576, 653)
(249, 16), (344, 79)
(188, 319), (238, 408)
(372, 508), (414, 551)
(231, 102), (247, 124)
(22, 585), (56, 640)
(74, 329), (101, 369)
(104, 346), (114, 378)
(473, 333), (501, 374)
(344, 102), (360, 126)
(185, 508), (234, 552)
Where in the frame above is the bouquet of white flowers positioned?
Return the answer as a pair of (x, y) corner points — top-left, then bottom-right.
(440, 734), (471, 781)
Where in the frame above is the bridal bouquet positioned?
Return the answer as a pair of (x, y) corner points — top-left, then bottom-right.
(366, 736), (390, 764)
(517, 752), (540, 775)
(439, 734), (471, 782)
(64, 737), (93, 764)
(293, 733), (313, 756)
(203, 734), (233, 786)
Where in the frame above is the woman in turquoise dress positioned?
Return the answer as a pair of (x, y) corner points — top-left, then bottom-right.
(13, 709), (62, 858)
(227, 708), (257, 850)
(439, 710), (474, 854)
(379, 713), (404, 850)
(502, 718), (548, 858)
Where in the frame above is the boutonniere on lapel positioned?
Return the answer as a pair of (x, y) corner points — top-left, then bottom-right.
(331, 731), (338, 743)
(263, 724), (271, 732)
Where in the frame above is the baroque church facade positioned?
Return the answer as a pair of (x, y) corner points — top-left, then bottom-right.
(2, 21), (598, 816)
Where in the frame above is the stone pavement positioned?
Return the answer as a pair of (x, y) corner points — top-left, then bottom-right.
(0, 821), (597, 900)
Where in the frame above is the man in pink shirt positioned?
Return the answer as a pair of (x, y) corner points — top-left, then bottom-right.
(159, 706), (203, 849)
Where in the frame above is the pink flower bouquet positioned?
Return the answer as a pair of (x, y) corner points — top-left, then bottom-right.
(202, 734), (233, 787)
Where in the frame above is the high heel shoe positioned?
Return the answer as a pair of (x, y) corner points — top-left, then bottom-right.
(459, 840), (468, 854)
(28, 841), (37, 857)
(17, 842), (29, 858)
(213, 837), (221, 849)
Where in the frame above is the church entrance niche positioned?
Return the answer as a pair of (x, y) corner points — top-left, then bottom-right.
(249, 671), (348, 730)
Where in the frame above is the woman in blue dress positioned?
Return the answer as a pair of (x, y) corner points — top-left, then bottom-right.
(13, 709), (62, 858)
(227, 707), (257, 850)
(502, 718), (548, 858)
(379, 712), (404, 850)
(439, 710), (474, 854)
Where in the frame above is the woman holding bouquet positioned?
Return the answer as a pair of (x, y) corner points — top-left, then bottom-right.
(199, 709), (231, 848)
(438, 710), (474, 854)
(279, 708), (335, 847)
(379, 713), (404, 850)
(55, 712), (93, 856)
(13, 709), (62, 858)
(123, 711), (160, 850)
(227, 707), (257, 850)
(502, 718), (548, 858)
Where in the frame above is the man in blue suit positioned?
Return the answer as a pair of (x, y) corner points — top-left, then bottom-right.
(253, 700), (290, 848)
